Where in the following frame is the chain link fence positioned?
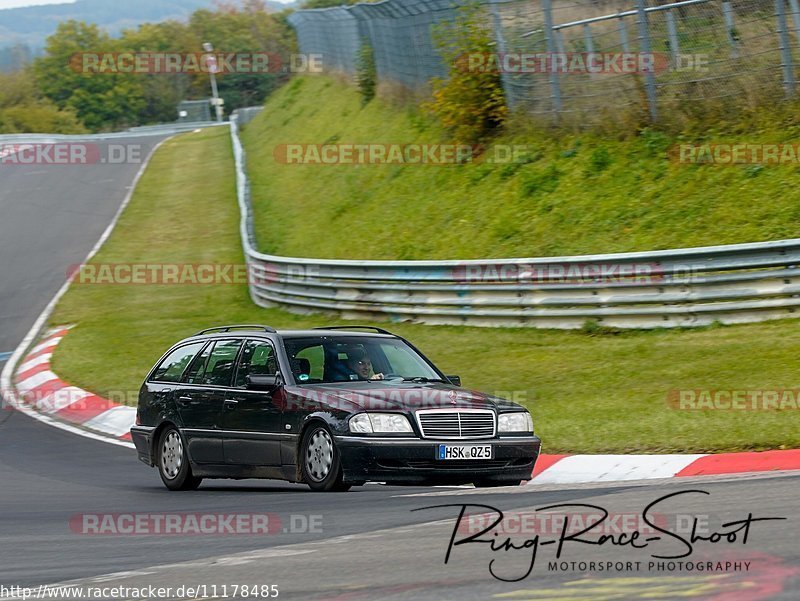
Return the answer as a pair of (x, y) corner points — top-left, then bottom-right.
(288, 0), (799, 126)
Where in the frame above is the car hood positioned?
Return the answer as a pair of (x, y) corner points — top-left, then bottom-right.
(287, 381), (525, 413)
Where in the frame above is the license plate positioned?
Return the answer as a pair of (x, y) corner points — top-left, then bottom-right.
(437, 444), (493, 460)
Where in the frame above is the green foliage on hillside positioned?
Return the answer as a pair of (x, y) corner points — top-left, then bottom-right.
(0, 70), (85, 134)
(242, 75), (800, 260)
(48, 127), (800, 454)
(2, 2), (294, 132)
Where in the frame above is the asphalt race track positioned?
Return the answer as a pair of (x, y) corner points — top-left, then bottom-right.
(0, 134), (798, 600)
(0, 135), (171, 354)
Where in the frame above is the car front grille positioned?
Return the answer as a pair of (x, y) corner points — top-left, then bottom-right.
(379, 459), (511, 470)
(416, 410), (495, 439)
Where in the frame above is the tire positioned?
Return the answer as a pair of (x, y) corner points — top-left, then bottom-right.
(157, 426), (202, 491)
(301, 424), (350, 492)
(473, 479), (523, 488)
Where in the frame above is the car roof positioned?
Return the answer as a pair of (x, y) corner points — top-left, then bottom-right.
(278, 329), (395, 338)
(182, 328), (396, 343)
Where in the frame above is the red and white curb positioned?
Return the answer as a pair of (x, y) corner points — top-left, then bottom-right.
(529, 449), (800, 483)
(12, 327), (135, 443)
(9, 328), (800, 484)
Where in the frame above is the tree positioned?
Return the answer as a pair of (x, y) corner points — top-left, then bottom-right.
(34, 21), (147, 130)
(0, 69), (85, 133)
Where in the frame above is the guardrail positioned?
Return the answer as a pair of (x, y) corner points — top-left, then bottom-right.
(0, 121), (224, 145)
(230, 116), (800, 329)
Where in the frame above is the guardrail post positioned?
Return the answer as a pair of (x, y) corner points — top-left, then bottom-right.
(776, 0), (797, 97)
(636, 0), (658, 121)
(542, 0), (562, 118)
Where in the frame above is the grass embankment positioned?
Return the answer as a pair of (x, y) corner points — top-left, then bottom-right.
(48, 110), (800, 454)
(243, 76), (800, 260)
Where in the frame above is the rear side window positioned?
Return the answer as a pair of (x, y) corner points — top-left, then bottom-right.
(183, 343), (212, 384)
(151, 342), (205, 383)
(200, 339), (243, 387)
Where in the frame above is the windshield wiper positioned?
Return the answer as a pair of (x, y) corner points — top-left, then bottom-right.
(401, 377), (447, 383)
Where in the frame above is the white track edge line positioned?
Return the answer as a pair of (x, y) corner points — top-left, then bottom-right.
(1, 134), (177, 448)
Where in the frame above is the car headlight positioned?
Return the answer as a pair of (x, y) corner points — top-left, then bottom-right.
(349, 413), (413, 434)
(498, 411), (533, 433)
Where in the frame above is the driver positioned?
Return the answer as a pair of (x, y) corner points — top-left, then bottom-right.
(347, 348), (384, 380)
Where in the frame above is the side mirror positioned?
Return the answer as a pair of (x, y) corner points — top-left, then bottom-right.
(247, 373), (281, 391)
(446, 375), (461, 387)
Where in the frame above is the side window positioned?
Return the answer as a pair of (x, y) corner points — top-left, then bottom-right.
(235, 340), (277, 388)
(151, 343), (205, 383)
(296, 345), (324, 381)
(183, 343), (212, 384)
(200, 339), (243, 387)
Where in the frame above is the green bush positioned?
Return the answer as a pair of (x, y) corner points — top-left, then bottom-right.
(356, 42), (377, 105)
(424, 4), (507, 144)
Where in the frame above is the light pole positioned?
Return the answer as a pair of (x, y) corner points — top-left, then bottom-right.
(203, 42), (224, 123)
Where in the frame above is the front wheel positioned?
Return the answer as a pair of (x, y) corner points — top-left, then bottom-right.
(301, 425), (350, 492)
(158, 427), (202, 491)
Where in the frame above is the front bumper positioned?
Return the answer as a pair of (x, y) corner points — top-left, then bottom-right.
(335, 435), (541, 484)
(130, 426), (155, 466)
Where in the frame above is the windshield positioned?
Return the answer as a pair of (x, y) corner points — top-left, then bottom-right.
(282, 336), (441, 384)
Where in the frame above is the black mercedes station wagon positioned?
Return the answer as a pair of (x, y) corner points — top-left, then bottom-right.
(131, 325), (541, 491)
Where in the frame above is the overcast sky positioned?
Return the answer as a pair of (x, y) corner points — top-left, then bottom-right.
(0, 0), (292, 8)
(0, 0), (74, 8)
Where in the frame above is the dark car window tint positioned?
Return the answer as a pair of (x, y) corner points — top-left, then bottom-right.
(183, 343), (212, 384)
(200, 339), (242, 387)
(295, 345), (324, 380)
(283, 336), (438, 384)
(151, 343), (205, 383)
(235, 340), (277, 387)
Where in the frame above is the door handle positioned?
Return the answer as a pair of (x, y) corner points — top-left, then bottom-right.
(224, 399), (239, 410)
(177, 396), (192, 404)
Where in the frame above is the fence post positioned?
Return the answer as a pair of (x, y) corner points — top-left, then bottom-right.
(722, 1), (740, 58)
(619, 17), (630, 52)
(542, 0), (562, 118)
(665, 10), (680, 67)
(583, 23), (595, 53)
(789, 0), (800, 40)
(488, 1), (516, 109)
(776, 0), (797, 97)
(636, 0), (658, 121)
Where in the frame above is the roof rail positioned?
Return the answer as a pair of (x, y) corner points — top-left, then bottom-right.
(313, 325), (395, 336)
(195, 324), (277, 335)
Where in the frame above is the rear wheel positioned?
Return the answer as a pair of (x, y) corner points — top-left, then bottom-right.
(301, 425), (350, 492)
(158, 427), (202, 491)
